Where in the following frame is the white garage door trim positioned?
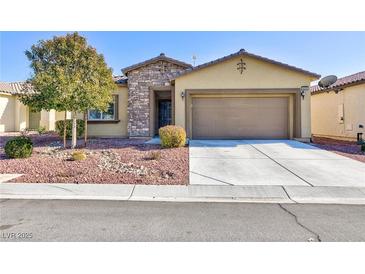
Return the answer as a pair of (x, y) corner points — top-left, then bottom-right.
(186, 92), (294, 140)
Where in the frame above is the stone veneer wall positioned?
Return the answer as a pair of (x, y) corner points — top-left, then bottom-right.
(127, 61), (187, 137)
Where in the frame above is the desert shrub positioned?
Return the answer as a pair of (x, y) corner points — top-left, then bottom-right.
(55, 119), (85, 139)
(71, 150), (87, 161)
(159, 125), (186, 148)
(37, 126), (47, 134)
(4, 136), (33, 158)
(147, 151), (161, 160)
(361, 144), (365, 152)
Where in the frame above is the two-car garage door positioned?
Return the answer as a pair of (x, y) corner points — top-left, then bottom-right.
(192, 97), (289, 139)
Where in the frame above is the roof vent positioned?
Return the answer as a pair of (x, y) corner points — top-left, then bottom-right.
(239, 48), (245, 53)
(159, 53), (165, 56)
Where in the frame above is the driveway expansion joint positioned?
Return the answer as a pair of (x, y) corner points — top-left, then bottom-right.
(128, 184), (136, 200)
(249, 143), (314, 187)
(281, 186), (298, 203)
(48, 185), (76, 193)
(190, 171), (234, 186)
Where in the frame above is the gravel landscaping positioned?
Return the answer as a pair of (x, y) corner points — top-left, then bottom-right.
(311, 136), (365, 163)
(0, 133), (188, 184)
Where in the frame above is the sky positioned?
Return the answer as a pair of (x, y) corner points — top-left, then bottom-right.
(1, 31), (365, 82)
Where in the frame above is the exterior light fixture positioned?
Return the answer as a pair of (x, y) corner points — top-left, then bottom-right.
(334, 88), (343, 94)
(300, 86), (309, 99)
(357, 124), (364, 144)
(181, 91), (185, 98)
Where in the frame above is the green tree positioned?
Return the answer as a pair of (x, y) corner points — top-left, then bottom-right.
(20, 32), (116, 148)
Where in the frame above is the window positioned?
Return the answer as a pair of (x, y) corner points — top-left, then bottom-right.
(88, 95), (118, 121)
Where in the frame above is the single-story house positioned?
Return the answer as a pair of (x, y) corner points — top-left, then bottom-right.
(1, 49), (320, 140)
(311, 71), (365, 141)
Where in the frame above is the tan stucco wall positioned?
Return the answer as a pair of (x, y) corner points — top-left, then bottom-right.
(40, 109), (56, 131)
(311, 83), (365, 141)
(14, 98), (29, 131)
(83, 85), (128, 137)
(28, 109), (68, 131)
(0, 94), (30, 132)
(55, 111), (71, 121)
(0, 93), (16, 132)
(174, 55), (317, 138)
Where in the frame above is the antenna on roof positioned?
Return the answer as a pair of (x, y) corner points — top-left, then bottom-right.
(192, 55), (197, 66)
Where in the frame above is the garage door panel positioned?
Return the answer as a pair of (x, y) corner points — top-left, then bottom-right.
(192, 97), (288, 139)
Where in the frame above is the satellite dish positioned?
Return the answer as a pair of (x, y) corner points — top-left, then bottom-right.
(318, 75), (337, 88)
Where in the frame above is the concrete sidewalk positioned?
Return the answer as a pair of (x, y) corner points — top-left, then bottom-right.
(1, 183), (365, 204)
(0, 174), (23, 183)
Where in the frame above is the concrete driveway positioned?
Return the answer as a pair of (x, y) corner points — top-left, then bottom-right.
(189, 140), (365, 187)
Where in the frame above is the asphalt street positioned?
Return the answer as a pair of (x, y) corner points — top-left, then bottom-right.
(1, 199), (365, 241)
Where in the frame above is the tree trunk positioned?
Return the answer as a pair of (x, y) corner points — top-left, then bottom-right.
(84, 111), (88, 147)
(63, 111), (67, 148)
(71, 111), (77, 149)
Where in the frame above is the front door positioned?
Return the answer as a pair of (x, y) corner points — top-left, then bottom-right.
(29, 109), (41, 130)
(158, 100), (172, 129)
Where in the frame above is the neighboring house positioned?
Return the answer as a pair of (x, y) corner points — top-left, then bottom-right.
(311, 71), (365, 141)
(0, 82), (71, 132)
(0, 82), (36, 132)
(0, 78), (123, 133)
(1, 49), (320, 139)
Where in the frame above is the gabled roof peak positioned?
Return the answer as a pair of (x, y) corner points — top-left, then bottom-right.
(173, 49), (320, 79)
(122, 53), (192, 74)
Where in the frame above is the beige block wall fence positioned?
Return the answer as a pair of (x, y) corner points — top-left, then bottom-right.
(174, 55), (316, 138)
(311, 83), (365, 141)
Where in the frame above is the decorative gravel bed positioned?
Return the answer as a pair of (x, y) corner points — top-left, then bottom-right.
(311, 136), (365, 163)
(0, 133), (189, 184)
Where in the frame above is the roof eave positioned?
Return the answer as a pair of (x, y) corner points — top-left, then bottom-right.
(244, 52), (321, 79)
(173, 50), (321, 80)
(0, 91), (15, 96)
(311, 79), (365, 95)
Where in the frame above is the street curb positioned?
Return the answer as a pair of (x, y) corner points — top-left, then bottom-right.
(0, 194), (294, 203)
(283, 186), (365, 205)
(1, 183), (365, 205)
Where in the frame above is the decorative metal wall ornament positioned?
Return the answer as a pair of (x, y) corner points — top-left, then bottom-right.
(237, 58), (246, 74)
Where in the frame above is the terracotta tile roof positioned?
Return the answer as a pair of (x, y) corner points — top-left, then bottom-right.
(0, 82), (34, 95)
(1, 77), (126, 95)
(311, 71), (365, 94)
(0, 82), (13, 94)
(122, 53), (193, 74)
(173, 49), (321, 79)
